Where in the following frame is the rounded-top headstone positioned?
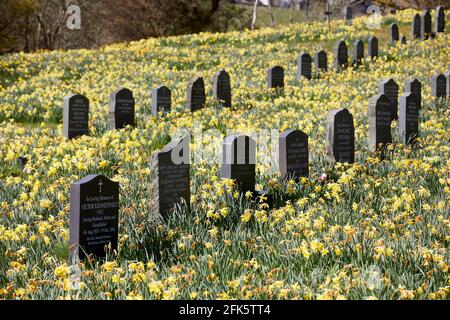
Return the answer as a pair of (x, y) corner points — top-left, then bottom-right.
(279, 129), (309, 179)
(368, 94), (393, 152)
(152, 85), (171, 116)
(435, 6), (445, 33)
(404, 78), (422, 110)
(431, 73), (447, 98)
(109, 88), (135, 130)
(314, 50), (328, 72)
(412, 13), (421, 39)
(334, 40), (348, 71)
(213, 69), (232, 108)
(267, 66), (284, 89)
(368, 36), (379, 59)
(186, 77), (206, 112)
(63, 94), (89, 140)
(297, 52), (312, 80)
(326, 108), (355, 164)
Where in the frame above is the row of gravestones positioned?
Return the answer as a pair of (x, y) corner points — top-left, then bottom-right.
(68, 70), (449, 261)
(411, 7), (446, 41)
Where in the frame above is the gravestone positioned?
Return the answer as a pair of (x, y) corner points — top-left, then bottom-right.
(326, 108), (355, 164)
(401, 35), (407, 44)
(152, 85), (171, 116)
(378, 78), (399, 120)
(150, 136), (190, 219)
(412, 13), (421, 39)
(279, 129), (309, 179)
(69, 174), (119, 262)
(345, 6), (353, 23)
(267, 66), (284, 89)
(334, 40), (348, 71)
(399, 92), (419, 144)
(435, 6), (445, 33)
(297, 52), (312, 80)
(63, 94), (89, 140)
(212, 69), (232, 108)
(421, 10), (432, 40)
(314, 50), (327, 72)
(109, 88), (135, 130)
(368, 36), (379, 60)
(389, 23), (399, 44)
(222, 135), (256, 193)
(431, 73), (447, 98)
(17, 157), (28, 170)
(353, 40), (364, 66)
(368, 94), (393, 152)
(404, 78), (422, 110)
(186, 77), (206, 112)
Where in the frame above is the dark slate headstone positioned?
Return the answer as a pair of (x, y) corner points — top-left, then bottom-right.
(404, 78), (422, 110)
(435, 6), (445, 33)
(368, 36), (379, 60)
(69, 174), (119, 262)
(353, 40), (364, 66)
(186, 77), (206, 112)
(431, 73), (447, 98)
(108, 88), (135, 130)
(152, 85), (171, 116)
(326, 108), (355, 164)
(399, 92), (419, 144)
(389, 23), (399, 44)
(150, 136), (190, 219)
(378, 78), (399, 121)
(401, 35), (407, 44)
(368, 94), (393, 152)
(412, 13), (421, 39)
(222, 135), (256, 193)
(212, 69), (232, 108)
(334, 40), (348, 71)
(314, 50), (327, 72)
(421, 10), (432, 40)
(279, 129), (309, 179)
(63, 94), (89, 140)
(297, 52), (312, 80)
(17, 156), (28, 170)
(344, 6), (353, 23)
(267, 66), (284, 89)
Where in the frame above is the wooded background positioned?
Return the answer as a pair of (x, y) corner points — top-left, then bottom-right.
(0, 0), (448, 53)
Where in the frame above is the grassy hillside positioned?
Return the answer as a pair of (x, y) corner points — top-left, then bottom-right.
(0, 9), (449, 299)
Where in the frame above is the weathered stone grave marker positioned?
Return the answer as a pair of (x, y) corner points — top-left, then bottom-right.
(222, 135), (256, 193)
(152, 85), (171, 116)
(212, 69), (232, 108)
(326, 108), (355, 163)
(421, 10), (432, 40)
(399, 92), (419, 144)
(368, 36), (378, 60)
(279, 129), (309, 179)
(412, 13), (421, 39)
(369, 94), (393, 152)
(109, 88), (135, 130)
(334, 40), (348, 71)
(186, 77), (206, 112)
(314, 50), (327, 72)
(389, 23), (399, 44)
(69, 174), (119, 261)
(63, 94), (89, 140)
(353, 39), (364, 66)
(297, 52), (312, 80)
(404, 78), (422, 110)
(379, 78), (399, 120)
(435, 6), (445, 33)
(150, 136), (191, 219)
(431, 73), (447, 99)
(267, 66), (284, 89)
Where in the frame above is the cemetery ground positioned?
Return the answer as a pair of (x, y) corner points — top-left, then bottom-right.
(0, 9), (449, 300)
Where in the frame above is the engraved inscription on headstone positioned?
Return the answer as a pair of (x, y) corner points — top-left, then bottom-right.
(186, 77), (206, 112)
(213, 69), (232, 108)
(378, 78), (399, 120)
(431, 73), (447, 98)
(314, 50), (327, 72)
(69, 174), (119, 262)
(297, 52), (312, 80)
(152, 85), (171, 116)
(222, 135), (256, 193)
(368, 36), (379, 60)
(279, 129), (309, 179)
(326, 108), (355, 164)
(267, 66), (284, 89)
(109, 88), (135, 130)
(63, 94), (89, 140)
(399, 92), (419, 144)
(369, 94), (393, 152)
(404, 78), (422, 109)
(150, 136), (190, 219)
(334, 40), (348, 71)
